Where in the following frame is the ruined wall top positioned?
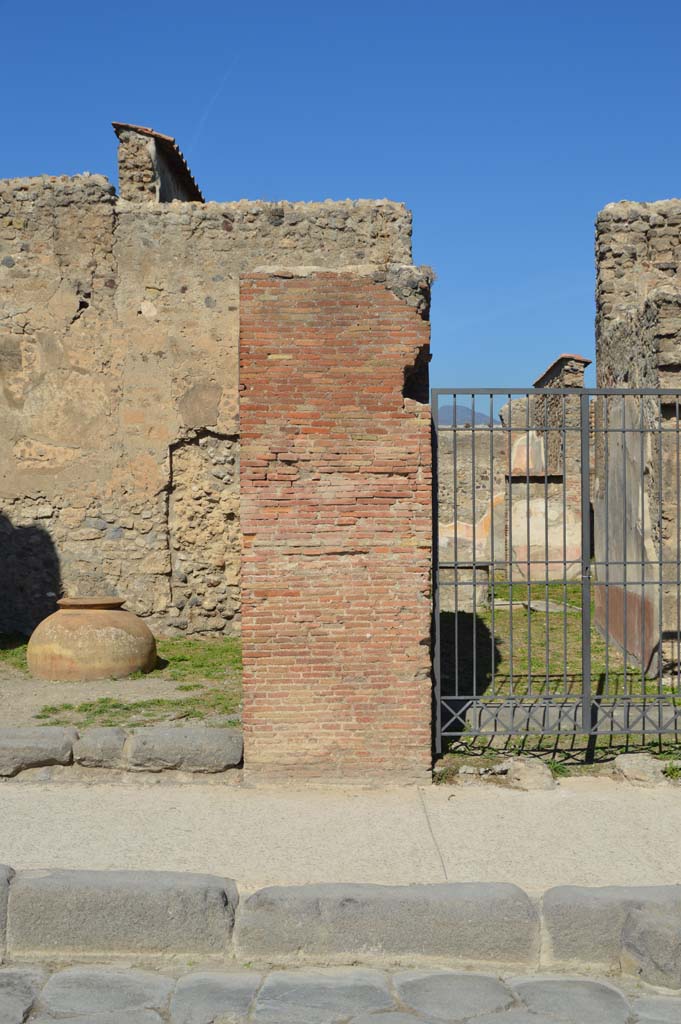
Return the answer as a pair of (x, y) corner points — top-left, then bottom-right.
(597, 198), (681, 322)
(596, 197), (681, 389)
(533, 353), (591, 389)
(112, 122), (205, 203)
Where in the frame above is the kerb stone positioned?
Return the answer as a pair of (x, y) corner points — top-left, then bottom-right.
(0, 728), (77, 776)
(7, 869), (238, 959)
(73, 727), (127, 768)
(124, 727), (243, 772)
(621, 904), (681, 988)
(234, 883), (539, 967)
(0, 866), (13, 962)
(542, 885), (681, 969)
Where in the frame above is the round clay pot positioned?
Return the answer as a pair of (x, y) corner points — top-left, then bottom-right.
(26, 597), (157, 681)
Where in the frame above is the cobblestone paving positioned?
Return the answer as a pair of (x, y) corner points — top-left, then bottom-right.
(1, 965), (680, 1023)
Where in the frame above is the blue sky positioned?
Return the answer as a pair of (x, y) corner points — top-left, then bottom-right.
(3, 0), (681, 389)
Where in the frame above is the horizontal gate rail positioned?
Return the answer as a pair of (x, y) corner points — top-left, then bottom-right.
(432, 387), (681, 748)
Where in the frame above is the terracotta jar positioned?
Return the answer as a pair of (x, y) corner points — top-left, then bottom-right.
(27, 597), (157, 681)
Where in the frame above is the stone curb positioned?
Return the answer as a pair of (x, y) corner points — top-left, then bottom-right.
(0, 872), (680, 987)
(0, 726), (243, 777)
(233, 882), (540, 967)
(6, 869), (239, 961)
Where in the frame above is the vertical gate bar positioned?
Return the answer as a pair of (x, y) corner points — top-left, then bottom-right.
(507, 394), (514, 694)
(562, 394), (568, 697)
(677, 396), (680, 699)
(581, 392), (593, 732)
(489, 393), (496, 694)
(453, 395), (460, 701)
(657, 394), (664, 725)
(640, 397), (646, 700)
(471, 394), (477, 699)
(432, 393), (442, 755)
(622, 398), (629, 704)
(526, 394), (532, 698)
(604, 396), (610, 695)
(544, 390), (550, 692)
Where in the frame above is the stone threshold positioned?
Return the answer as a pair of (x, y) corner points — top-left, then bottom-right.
(0, 726), (243, 778)
(1, 868), (680, 992)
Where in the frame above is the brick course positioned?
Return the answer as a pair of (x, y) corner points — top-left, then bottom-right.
(239, 269), (432, 781)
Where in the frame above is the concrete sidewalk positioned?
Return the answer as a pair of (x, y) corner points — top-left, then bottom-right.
(0, 777), (678, 894)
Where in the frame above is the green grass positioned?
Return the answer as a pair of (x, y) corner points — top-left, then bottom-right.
(141, 636), (242, 682)
(0, 634), (28, 672)
(441, 580), (676, 700)
(34, 687), (241, 729)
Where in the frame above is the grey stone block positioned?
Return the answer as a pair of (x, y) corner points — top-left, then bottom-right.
(31, 1014), (163, 1024)
(542, 885), (681, 968)
(632, 995), (681, 1022)
(253, 969), (392, 1023)
(39, 967), (174, 1014)
(7, 869), (238, 958)
(351, 1016), (426, 1024)
(474, 1013), (559, 1024)
(496, 757), (555, 791)
(394, 971), (512, 1019)
(0, 967), (46, 1024)
(621, 904), (681, 988)
(235, 883), (539, 966)
(73, 727), (127, 768)
(0, 727), (77, 777)
(511, 977), (630, 1023)
(0, 866), (13, 962)
(614, 753), (669, 786)
(124, 727), (243, 772)
(170, 971), (262, 1024)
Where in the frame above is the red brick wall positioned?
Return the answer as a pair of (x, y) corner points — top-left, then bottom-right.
(239, 269), (433, 782)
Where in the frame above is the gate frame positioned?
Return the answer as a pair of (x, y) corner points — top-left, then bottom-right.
(432, 385), (681, 754)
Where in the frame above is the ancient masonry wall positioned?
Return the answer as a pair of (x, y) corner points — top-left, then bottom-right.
(0, 172), (411, 636)
(239, 267), (433, 782)
(595, 200), (681, 669)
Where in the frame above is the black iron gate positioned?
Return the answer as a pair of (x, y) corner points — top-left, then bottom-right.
(432, 387), (681, 751)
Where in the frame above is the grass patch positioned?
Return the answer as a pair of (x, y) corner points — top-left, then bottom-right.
(34, 687), (241, 729)
(0, 634), (28, 672)
(441, 580), (677, 699)
(145, 636), (242, 682)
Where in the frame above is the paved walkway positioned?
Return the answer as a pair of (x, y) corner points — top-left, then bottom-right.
(1, 776), (681, 893)
(1, 963), (678, 1023)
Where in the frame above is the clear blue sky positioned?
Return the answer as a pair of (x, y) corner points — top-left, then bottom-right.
(3, 0), (681, 389)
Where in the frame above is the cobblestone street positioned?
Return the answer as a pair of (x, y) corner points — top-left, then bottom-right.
(1, 965), (679, 1024)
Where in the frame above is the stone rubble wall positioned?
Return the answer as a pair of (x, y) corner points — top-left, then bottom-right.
(115, 130), (159, 202)
(0, 172), (411, 636)
(595, 200), (681, 669)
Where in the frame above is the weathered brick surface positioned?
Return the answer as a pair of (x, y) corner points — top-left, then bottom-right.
(239, 268), (432, 781)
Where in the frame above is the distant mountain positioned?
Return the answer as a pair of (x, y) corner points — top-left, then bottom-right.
(437, 403), (500, 427)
